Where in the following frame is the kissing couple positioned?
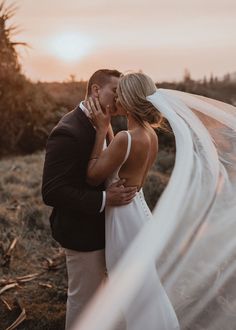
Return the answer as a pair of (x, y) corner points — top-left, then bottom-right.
(42, 69), (236, 330)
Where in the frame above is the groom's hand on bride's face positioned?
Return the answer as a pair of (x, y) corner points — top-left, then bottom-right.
(106, 179), (137, 206)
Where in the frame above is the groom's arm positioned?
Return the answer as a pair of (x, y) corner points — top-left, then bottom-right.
(42, 128), (104, 215)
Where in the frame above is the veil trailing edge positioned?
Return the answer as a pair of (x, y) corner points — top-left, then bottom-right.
(148, 89), (236, 327)
(163, 89), (236, 129)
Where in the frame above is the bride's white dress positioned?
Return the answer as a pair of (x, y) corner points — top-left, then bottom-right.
(105, 131), (180, 330)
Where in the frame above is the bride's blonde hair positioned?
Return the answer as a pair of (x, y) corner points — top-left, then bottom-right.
(117, 72), (163, 128)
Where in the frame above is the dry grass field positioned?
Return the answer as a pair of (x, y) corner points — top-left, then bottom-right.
(0, 152), (67, 329)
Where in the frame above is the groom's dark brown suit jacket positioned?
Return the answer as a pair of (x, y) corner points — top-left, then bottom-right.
(42, 106), (105, 251)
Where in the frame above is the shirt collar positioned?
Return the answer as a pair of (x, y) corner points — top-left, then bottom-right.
(79, 101), (91, 118)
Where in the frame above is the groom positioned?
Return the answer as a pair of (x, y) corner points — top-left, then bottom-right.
(42, 69), (136, 329)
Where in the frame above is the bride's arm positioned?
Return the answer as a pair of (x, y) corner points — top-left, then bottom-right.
(86, 98), (127, 186)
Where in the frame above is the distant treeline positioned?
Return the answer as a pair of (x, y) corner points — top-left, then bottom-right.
(0, 2), (236, 157)
(1, 77), (236, 157)
(159, 69), (236, 105)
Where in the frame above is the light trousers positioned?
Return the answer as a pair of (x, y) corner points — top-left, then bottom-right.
(65, 248), (106, 330)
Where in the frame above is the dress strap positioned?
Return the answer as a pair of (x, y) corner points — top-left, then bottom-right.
(122, 131), (132, 164)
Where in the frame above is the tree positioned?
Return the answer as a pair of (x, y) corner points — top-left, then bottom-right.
(0, 1), (61, 155)
(183, 68), (192, 83)
(0, 2), (26, 80)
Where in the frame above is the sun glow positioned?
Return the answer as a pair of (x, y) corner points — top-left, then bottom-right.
(48, 32), (93, 62)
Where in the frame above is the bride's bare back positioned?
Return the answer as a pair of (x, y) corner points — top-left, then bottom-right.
(86, 126), (158, 189)
(119, 127), (158, 190)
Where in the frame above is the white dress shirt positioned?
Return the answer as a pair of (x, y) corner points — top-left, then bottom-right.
(79, 101), (106, 213)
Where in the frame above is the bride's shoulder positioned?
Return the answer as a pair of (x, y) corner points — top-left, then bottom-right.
(113, 130), (129, 142)
(108, 130), (129, 150)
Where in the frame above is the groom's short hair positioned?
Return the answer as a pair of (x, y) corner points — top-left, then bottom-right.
(86, 69), (121, 97)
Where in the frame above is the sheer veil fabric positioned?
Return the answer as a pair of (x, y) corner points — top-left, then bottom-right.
(73, 89), (236, 330)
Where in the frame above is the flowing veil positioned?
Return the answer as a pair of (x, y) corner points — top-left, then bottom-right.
(73, 89), (236, 330)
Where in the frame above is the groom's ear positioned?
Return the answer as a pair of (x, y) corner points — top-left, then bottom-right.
(91, 84), (100, 98)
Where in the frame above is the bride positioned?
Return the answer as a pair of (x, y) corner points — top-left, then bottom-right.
(75, 72), (236, 330)
(85, 72), (180, 330)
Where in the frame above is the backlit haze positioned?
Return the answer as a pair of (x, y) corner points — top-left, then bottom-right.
(13, 0), (236, 82)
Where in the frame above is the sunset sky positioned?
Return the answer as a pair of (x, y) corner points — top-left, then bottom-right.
(12, 0), (236, 82)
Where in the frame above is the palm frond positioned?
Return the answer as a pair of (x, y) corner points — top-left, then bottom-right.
(0, 1), (7, 13)
(0, 1), (28, 49)
(11, 41), (28, 47)
(4, 1), (18, 16)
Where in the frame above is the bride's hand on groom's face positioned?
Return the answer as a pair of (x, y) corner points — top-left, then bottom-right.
(86, 97), (111, 133)
(106, 179), (137, 206)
